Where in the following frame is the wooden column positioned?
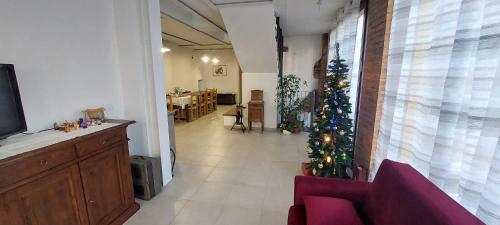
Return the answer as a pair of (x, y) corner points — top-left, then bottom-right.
(354, 0), (394, 171)
(317, 33), (330, 105)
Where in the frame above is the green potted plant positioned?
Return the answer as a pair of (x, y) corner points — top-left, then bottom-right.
(276, 74), (307, 134)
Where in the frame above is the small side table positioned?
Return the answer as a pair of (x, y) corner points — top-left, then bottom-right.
(230, 104), (247, 132)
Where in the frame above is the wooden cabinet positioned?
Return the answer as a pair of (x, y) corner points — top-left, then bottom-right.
(0, 121), (138, 225)
(217, 93), (236, 105)
(80, 145), (132, 225)
(0, 143), (77, 188)
(1, 165), (89, 225)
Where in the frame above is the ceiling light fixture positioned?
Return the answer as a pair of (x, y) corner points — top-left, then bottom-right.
(211, 58), (219, 64)
(201, 55), (210, 63)
(161, 47), (171, 53)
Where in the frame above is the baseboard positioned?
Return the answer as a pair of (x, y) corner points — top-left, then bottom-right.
(109, 203), (140, 225)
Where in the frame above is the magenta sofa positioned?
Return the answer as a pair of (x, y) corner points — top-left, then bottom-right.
(288, 159), (485, 225)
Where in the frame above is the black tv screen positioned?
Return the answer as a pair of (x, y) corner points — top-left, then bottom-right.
(0, 64), (27, 139)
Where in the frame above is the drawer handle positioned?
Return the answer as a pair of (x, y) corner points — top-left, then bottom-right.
(40, 159), (48, 167)
(101, 140), (107, 145)
(89, 200), (96, 206)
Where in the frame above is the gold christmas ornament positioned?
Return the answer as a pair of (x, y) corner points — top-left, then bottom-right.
(323, 133), (332, 143)
(326, 156), (332, 163)
(312, 168), (317, 175)
(318, 163), (323, 169)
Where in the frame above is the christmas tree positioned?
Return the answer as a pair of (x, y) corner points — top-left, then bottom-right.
(307, 43), (354, 178)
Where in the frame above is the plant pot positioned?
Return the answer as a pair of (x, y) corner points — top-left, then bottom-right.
(292, 127), (301, 133)
(282, 130), (292, 135)
(301, 162), (313, 176)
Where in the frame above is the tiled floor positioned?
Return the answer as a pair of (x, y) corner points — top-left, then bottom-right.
(125, 106), (308, 225)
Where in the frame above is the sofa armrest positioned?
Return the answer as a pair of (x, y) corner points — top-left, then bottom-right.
(294, 176), (370, 208)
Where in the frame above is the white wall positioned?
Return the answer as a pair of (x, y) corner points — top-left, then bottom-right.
(0, 0), (172, 183)
(196, 49), (240, 100)
(283, 35), (322, 91)
(218, 3), (278, 73)
(242, 73), (277, 128)
(0, 0), (125, 131)
(163, 43), (201, 92)
(163, 46), (240, 99)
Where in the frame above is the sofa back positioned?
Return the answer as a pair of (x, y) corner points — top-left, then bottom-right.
(362, 160), (484, 225)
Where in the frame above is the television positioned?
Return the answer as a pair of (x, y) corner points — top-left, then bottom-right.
(0, 64), (27, 139)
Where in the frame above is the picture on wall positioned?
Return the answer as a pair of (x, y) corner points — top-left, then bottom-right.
(213, 65), (227, 76)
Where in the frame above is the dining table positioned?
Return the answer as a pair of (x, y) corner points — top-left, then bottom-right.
(169, 95), (191, 109)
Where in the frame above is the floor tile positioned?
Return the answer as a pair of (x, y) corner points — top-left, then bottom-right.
(125, 106), (308, 225)
(226, 185), (266, 209)
(260, 211), (288, 225)
(215, 205), (262, 225)
(188, 182), (234, 203)
(170, 200), (223, 225)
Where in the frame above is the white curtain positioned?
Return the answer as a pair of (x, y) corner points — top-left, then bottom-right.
(372, 0), (500, 223)
(328, 0), (361, 122)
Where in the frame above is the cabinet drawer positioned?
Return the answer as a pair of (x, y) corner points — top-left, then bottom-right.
(76, 129), (122, 157)
(0, 144), (77, 188)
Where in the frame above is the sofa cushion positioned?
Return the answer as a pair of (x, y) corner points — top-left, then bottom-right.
(362, 160), (485, 225)
(304, 196), (364, 225)
(288, 205), (307, 225)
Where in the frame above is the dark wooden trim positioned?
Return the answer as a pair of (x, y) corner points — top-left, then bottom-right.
(163, 32), (203, 46)
(161, 12), (231, 45)
(180, 44), (227, 47)
(317, 33), (329, 106)
(209, 0), (272, 6)
(192, 48), (233, 50)
(109, 203), (140, 225)
(276, 16), (284, 127)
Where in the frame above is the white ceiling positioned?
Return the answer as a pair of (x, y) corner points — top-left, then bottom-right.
(177, 0), (227, 30)
(160, 0), (347, 49)
(159, 0), (232, 50)
(274, 0), (348, 36)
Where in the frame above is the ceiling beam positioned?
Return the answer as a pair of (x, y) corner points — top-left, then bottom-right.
(177, 0), (227, 32)
(209, 0), (272, 6)
(161, 12), (230, 45)
(192, 47), (233, 50)
(162, 32), (203, 46)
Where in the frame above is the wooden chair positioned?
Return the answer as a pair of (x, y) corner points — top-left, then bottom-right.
(202, 91), (210, 114)
(211, 89), (218, 111)
(197, 91), (207, 116)
(248, 90), (264, 132)
(167, 95), (174, 112)
(205, 89), (212, 113)
(167, 95), (180, 120)
(186, 94), (198, 122)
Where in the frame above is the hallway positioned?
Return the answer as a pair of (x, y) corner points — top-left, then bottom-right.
(125, 106), (308, 225)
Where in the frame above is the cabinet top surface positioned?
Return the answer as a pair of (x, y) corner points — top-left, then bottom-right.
(0, 121), (132, 161)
